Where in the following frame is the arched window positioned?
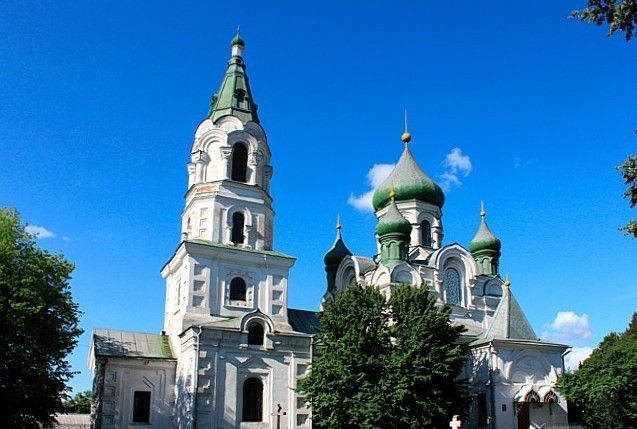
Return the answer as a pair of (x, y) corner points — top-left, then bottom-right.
(231, 143), (248, 182)
(443, 267), (461, 305)
(230, 277), (246, 302)
(248, 322), (264, 345)
(242, 378), (263, 422)
(232, 212), (245, 245)
(421, 220), (432, 247)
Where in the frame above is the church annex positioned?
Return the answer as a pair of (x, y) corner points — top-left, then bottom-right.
(89, 33), (571, 429)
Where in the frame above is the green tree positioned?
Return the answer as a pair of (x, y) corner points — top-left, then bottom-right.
(617, 155), (637, 237)
(63, 390), (92, 414)
(387, 284), (467, 429)
(300, 284), (391, 429)
(571, 0), (637, 41)
(0, 209), (83, 429)
(559, 312), (637, 428)
(300, 284), (468, 429)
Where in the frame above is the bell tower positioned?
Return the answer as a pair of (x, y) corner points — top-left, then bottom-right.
(182, 31), (274, 251)
(161, 32), (295, 354)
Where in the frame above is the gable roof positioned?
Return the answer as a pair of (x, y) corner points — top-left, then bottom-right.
(92, 328), (174, 360)
(483, 285), (538, 341)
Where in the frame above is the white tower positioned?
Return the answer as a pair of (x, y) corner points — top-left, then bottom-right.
(161, 32), (296, 354)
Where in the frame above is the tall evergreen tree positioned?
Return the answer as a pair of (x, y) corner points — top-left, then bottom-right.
(0, 209), (83, 428)
(559, 312), (637, 428)
(300, 284), (468, 429)
(387, 284), (468, 429)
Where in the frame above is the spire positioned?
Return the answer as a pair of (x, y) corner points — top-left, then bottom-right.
(470, 202), (501, 276)
(324, 215), (352, 291)
(208, 31), (259, 124)
(483, 276), (538, 341)
(401, 109), (411, 144)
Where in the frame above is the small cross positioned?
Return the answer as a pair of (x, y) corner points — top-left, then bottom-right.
(449, 415), (462, 429)
(275, 403), (287, 429)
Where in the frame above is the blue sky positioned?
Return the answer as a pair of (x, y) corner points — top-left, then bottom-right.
(1, 1), (636, 394)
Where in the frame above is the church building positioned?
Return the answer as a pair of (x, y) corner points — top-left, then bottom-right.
(89, 33), (571, 429)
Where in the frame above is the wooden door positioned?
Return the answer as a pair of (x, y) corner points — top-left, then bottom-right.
(517, 402), (530, 429)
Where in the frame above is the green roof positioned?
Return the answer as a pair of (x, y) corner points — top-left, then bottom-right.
(92, 328), (174, 360)
(231, 31), (245, 47)
(188, 239), (296, 259)
(372, 143), (444, 210)
(208, 33), (259, 124)
(375, 199), (412, 236)
(483, 285), (538, 341)
(470, 209), (501, 253)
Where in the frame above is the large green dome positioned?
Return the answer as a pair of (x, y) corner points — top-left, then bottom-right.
(372, 144), (445, 211)
(375, 199), (412, 237)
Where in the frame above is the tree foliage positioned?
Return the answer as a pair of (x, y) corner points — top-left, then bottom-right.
(571, 0), (637, 40)
(299, 284), (391, 428)
(617, 154), (637, 237)
(0, 209), (83, 429)
(559, 312), (637, 428)
(63, 390), (92, 414)
(300, 284), (467, 429)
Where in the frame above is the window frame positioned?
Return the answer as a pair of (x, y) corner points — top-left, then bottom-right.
(229, 277), (247, 302)
(132, 390), (151, 424)
(443, 266), (461, 305)
(242, 377), (264, 422)
(420, 219), (432, 247)
(247, 322), (265, 346)
(231, 212), (245, 245)
(231, 142), (249, 183)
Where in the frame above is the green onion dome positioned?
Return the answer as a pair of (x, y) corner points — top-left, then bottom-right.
(470, 204), (501, 253)
(372, 143), (445, 211)
(375, 197), (412, 237)
(231, 31), (245, 47)
(324, 220), (352, 266)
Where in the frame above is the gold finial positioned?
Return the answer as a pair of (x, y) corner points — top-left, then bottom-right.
(480, 201), (486, 218)
(389, 185), (397, 201)
(336, 214), (342, 230)
(503, 273), (511, 289)
(401, 109), (411, 143)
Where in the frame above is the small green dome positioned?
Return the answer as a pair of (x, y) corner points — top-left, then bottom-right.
(231, 32), (245, 47)
(376, 199), (412, 237)
(324, 230), (352, 266)
(372, 144), (445, 211)
(470, 211), (501, 253)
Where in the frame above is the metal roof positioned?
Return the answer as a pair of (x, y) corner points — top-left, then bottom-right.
(54, 414), (90, 429)
(288, 308), (320, 335)
(92, 328), (174, 359)
(483, 286), (538, 341)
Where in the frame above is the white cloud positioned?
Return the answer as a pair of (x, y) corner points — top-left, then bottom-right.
(438, 172), (462, 192)
(25, 225), (55, 239)
(564, 346), (595, 372)
(443, 148), (472, 176)
(542, 311), (593, 343)
(513, 157), (521, 168)
(348, 163), (395, 212)
(439, 148), (472, 192)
